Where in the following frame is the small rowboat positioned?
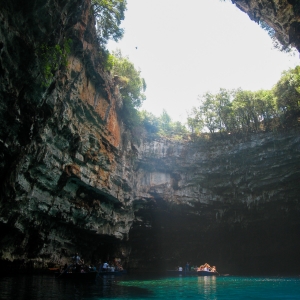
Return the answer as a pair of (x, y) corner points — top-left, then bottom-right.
(166, 270), (197, 275)
(197, 270), (219, 276)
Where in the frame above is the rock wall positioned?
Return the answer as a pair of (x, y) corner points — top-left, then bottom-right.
(231, 0), (300, 51)
(0, 0), (137, 268)
(129, 132), (300, 274)
(0, 0), (299, 275)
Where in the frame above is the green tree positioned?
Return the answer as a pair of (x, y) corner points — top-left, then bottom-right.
(106, 50), (146, 130)
(187, 107), (204, 134)
(230, 89), (277, 133)
(92, 0), (127, 45)
(171, 121), (187, 136)
(273, 66), (300, 112)
(232, 90), (258, 133)
(159, 109), (172, 134)
(140, 109), (187, 138)
(185, 67), (300, 135)
(110, 49), (146, 108)
(139, 110), (160, 134)
(214, 88), (235, 132)
(196, 92), (220, 133)
(251, 90), (277, 131)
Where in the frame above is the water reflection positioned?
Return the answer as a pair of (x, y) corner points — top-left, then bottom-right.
(1, 276), (56, 299)
(95, 275), (154, 299)
(0, 274), (153, 300)
(197, 276), (217, 299)
(1, 274), (300, 300)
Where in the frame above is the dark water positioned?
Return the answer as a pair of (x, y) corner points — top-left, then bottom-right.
(0, 274), (300, 299)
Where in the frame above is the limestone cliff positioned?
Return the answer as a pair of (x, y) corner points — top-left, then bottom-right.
(0, 0), (299, 275)
(0, 0), (135, 267)
(130, 132), (300, 274)
(231, 0), (300, 51)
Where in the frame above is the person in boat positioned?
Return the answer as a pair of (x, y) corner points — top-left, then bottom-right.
(185, 262), (190, 272)
(203, 263), (210, 271)
(197, 265), (204, 271)
(72, 253), (83, 273)
(102, 261), (109, 271)
(72, 253), (83, 265)
(211, 266), (217, 273)
(89, 265), (97, 272)
(192, 265), (198, 271)
(115, 260), (123, 271)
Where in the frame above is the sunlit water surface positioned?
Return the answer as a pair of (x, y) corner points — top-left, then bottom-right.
(0, 274), (300, 300)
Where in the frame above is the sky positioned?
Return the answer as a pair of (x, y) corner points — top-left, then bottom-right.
(107, 0), (300, 123)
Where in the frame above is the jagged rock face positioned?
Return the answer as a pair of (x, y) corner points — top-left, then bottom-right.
(231, 0), (300, 51)
(0, 0), (136, 267)
(0, 0), (300, 275)
(130, 133), (300, 274)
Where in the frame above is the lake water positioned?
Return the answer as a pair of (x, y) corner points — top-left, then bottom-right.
(0, 274), (300, 299)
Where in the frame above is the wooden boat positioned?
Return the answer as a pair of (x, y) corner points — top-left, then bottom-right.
(98, 269), (127, 276)
(197, 270), (219, 276)
(55, 271), (98, 279)
(166, 270), (197, 275)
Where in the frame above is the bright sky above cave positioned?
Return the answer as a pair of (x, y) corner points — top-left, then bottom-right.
(107, 0), (300, 123)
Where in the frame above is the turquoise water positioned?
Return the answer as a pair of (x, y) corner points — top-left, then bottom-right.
(106, 276), (300, 300)
(0, 274), (300, 299)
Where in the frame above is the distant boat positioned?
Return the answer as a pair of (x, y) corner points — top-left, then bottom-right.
(197, 270), (219, 276)
(196, 263), (219, 276)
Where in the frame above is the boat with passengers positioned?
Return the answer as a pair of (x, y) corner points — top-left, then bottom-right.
(54, 269), (127, 279)
(197, 263), (219, 276)
(52, 260), (126, 279)
(167, 262), (219, 276)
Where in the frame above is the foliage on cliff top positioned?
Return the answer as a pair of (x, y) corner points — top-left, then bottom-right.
(108, 49), (146, 108)
(187, 66), (300, 135)
(104, 50), (146, 132)
(92, 0), (127, 46)
(90, 0), (299, 140)
(139, 110), (187, 140)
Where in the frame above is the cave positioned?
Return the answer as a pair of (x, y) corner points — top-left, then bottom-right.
(0, 0), (299, 276)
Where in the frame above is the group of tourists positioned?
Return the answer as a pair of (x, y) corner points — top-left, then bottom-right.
(177, 262), (194, 271)
(176, 262), (217, 273)
(59, 253), (124, 274)
(197, 263), (217, 272)
(99, 259), (124, 272)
